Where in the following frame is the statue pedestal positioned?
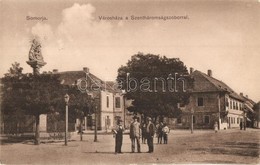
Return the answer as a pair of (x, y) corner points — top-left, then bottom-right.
(27, 60), (46, 75)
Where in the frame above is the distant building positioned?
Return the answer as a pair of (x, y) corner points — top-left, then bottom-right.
(178, 69), (248, 130)
(240, 93), (257, 128)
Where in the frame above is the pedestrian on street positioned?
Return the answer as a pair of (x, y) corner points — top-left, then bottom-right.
(240, 121), (243, 130)
(162, 123), (170, 144)
(146, 117), (155, 153)
(156, 122), (163, 144)
(214, 121), (218, 133)
(129, 116), (141, 153)
(113, 119), (124, 154)
(141, 121), (147, 144)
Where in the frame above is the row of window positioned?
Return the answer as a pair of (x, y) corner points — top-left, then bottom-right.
(106, 96), (121, 108)
(225, 98), (243, 110)
(197, 97), (243, 111)
(228, 117), (243, 124)
(180, 115), (243, 125)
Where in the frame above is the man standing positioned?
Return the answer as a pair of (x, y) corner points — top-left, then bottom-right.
(129, 116), (141, 153)
(113, 119), (124, 154)
(146, 117), (155, 153)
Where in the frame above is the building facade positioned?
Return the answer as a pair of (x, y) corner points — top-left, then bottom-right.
(55, 67), (125, 132)
(179, 69), (246, 130)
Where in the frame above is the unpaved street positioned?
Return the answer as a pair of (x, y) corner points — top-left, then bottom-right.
(1, 129), (259, 164)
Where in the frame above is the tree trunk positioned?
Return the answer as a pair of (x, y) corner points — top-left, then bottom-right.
(34, 114), (40, 145)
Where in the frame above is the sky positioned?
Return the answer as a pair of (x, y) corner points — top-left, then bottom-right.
(0, 0), (260, 101)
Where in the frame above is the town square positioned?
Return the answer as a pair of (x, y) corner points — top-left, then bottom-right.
(1, 0), (260, 164)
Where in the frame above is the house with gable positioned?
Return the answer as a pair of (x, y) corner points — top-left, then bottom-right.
(53, 67), (125, 132)
(179, 68), (247, 130)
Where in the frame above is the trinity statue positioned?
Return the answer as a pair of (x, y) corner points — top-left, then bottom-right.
(26, 38), (46, 75)
(29, 39), (44, 62)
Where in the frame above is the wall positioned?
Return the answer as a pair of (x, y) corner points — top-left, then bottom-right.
(181, 92), (221, 129)
(100, 91), (114, 130)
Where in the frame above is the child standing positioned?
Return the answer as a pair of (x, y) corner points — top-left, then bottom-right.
(214, 122), (218, 133)
(162, 123), (170, 144)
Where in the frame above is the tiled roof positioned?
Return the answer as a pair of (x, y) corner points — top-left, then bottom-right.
(191, 70), (244, 101)
(56, 70), (118, 93)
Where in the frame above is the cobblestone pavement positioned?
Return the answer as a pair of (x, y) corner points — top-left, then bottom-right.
(0, 129), (259, 164)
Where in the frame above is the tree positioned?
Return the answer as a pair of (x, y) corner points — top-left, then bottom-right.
(1, 62), (25, 135)
(2, 62), (94, 144)
(4, 62), (23, 77)
(117, 53), (193, 122)
(1, 70), (68, 144)
(66, 86), (94, 141)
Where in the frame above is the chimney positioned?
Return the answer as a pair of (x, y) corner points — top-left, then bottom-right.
(83, 67), (89, 74)
(207, 69), (212, 77)
(245, 95), (248, 98)
(53, 69), (58, 73)
(240, 93), (243, 96)
(190, 67), (194, 74)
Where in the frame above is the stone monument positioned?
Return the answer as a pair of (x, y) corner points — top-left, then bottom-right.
(26, 38), (46, 75)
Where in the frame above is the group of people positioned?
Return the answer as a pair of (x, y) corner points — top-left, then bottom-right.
(156, 122), (170, 144)
(113, 116), (170, 154)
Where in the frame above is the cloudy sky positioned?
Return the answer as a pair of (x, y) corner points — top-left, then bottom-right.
(0, 0), (260, 101)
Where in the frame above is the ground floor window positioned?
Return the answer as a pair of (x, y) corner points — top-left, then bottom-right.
(204, 115), (210, 124)
(177, 117), (182, 123)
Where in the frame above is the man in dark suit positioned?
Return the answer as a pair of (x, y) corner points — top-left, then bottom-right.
(146, 117), (155, 153)
(113, 119), (124, 154)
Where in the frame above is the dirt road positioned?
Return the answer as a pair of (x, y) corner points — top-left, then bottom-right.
(1, 129), (259, 164)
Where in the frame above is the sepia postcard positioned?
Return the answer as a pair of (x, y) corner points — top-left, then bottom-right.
(0, 0), (259, 164)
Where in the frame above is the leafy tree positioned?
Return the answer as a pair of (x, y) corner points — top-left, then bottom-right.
(1, 62), (94, 144)
(117, 53), (193, 122)
(4, 62), (23, 77)
(66, 86), (94, 141)
(1, 62), (25, 135)
(2, 70), (68, 144)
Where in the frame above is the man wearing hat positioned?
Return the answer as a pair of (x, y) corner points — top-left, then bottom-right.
(113, 119), (124, 154)
(146, 117), (155, 153)
(129, 116), (141, 153)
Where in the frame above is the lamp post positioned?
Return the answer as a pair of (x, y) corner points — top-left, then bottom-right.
(64, 94), (70, 146)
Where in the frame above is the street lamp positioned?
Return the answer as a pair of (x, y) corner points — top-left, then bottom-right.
(64, 94), (70, 146)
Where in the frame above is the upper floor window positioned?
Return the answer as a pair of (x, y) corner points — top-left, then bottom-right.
(197, 97), (203, 106)
(225, 98), (229, 107)
(233, 101), (235, 109)
(106, 96), (109, 108)
(115, 97), (121, 108)
(230, 100), (232, 109)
